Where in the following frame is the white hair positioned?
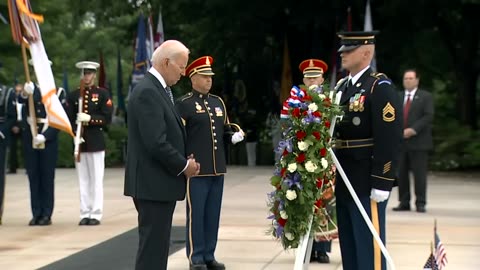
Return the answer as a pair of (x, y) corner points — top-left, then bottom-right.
(151, 40), (190, 64)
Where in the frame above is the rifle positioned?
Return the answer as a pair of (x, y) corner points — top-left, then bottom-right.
(73, 79), (85, 162)
(21, 42), (44, 149)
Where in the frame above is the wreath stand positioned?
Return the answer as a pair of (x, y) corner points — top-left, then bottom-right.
(292, 90), (396, 270)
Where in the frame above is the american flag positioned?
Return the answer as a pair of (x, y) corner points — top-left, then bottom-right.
(423, 253), (439, 270)
(435, 222), (448, 269)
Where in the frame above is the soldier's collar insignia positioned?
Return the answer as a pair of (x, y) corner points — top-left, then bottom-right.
(355, 82), (362, 87)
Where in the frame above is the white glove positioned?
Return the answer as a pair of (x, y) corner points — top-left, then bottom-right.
(370, 188), (390, 203)
(24, 82), (35, 95)
(33, 134), (46, 145)
(231, 131), (244, 144)
(76, 112), (91, 123)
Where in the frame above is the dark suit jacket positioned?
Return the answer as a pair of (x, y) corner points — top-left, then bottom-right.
(124, 72), (188, 202)
(401, 89), (434, 151)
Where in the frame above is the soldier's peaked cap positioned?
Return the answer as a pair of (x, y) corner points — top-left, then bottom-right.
(186, 56), (215, 78)
(299, 59), (328, 78)
(337, 31), (379, 52)
(75, 61), (100, 72)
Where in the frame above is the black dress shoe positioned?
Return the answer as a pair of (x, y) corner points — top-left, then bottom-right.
(190, 263), (208, 270)
(88, 219), (101, 225)
(37, 217), (52, 226)
(79, 218), (90, 225)
(392, 205), (410, 211)
(206, 260), (225, 270)
(317, 252), (330, 263)
(416, 206), (426, 213)
(29, 217), (39, 226)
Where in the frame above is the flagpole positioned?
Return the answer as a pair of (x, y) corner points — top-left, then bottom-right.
(21, 40), (44, 149)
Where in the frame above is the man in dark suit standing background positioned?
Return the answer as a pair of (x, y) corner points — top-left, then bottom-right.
(124, 39), (200, 270)
(393, 69), (434, 213)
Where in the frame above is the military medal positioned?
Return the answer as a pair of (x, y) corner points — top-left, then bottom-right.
(195, 102), (205, 113)
(91, 93), (99, 102)
(349, 96), (355, 111)
(215, 107), (223, 117)
(353, 93), (361, 112)
(359, 96), (366, 112)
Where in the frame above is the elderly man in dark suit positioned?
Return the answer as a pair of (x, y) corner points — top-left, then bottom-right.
(393, 69), (434, 213)
(124, 40), (200, 270)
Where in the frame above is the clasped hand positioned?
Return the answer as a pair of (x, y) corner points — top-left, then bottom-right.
(184, 154), (200, 178)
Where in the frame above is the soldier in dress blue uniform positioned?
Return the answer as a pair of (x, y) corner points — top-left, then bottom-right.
(20, 60), (67, 226)
(176, 56), (244, 270)
(333, 31), (402, 270)
(298, 58), (334, 264)
(0, 84), (17, 225)
(66, 61), (112, 226)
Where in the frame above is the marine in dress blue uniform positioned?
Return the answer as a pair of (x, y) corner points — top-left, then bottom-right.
(66, 61), (113, 226)
(333, 31), (402, 270)
(175, 56), (244, 270)
(298, 59), (334, 264)
(0, 84), (17, 225)
(20, 76), (66, 226)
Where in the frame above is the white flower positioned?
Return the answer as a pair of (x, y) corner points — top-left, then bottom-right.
(308, 103), (318, 112)
(318, 94), (326, 100)
(287, 163), (297, 172)
(284, 232), (294, 240)
(308, 84), (318, 90)
(286, 190), (297, 200)
(305, 161), (318, 172)
(321, 158), (328, 169)
(280, 210), (288, 219)
(297, 141), (309, 151)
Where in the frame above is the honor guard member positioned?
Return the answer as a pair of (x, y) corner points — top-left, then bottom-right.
(176, 56), (244, 270)
(20, 60), (66, 226)
(333, 31), (402, 270)
(66, 61), (113, 226)
(0, 84), (17, 225)
(299, 58), (333, 264)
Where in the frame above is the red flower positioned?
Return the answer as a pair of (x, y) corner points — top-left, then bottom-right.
(280, 167), (287, 177)
(292, 108), (301, 118)
(316, 178), (324, 188)
(296, 130), (307, 140)
(324, 120), (331, 128)
(324, 99), (331, 107)
(312, 111), (321, 118)
(303, 94), (312, 101)
(312, 131), (321, 140)
(315, 199), (324, 208)
(302, 110), (308, 116)
(282, 149), (289, 157)
(278, 218), (287, 227)
(320, 148), (327, 157)
(296, 153), (306, 163)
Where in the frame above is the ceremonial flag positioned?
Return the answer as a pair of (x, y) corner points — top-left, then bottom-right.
(146, 14), (154, 64)
(62, 64), (69, 93)
(363, 0), (377, 71)
(116, 49), (126, 113)
(98, 51), (107, 88)
(153, 8), (164, 49)
(279, 36), (292, 104)
(8, 0), (73, 136)
(434, 221), (448, 269)
(423, 253), (439, 270)
(130, 13), (149, 93)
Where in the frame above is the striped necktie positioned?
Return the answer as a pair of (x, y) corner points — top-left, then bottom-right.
(165, 86), (174, 104)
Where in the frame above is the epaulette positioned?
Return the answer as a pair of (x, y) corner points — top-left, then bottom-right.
(370, 72), (392, 93)
(335, 77), (347, 89)
(209, 93), (223, 101)
(179, 92), (193, 102)
(97, 86), (109, 92)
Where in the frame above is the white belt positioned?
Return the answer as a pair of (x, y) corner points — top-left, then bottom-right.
(27, 117), (49, 133)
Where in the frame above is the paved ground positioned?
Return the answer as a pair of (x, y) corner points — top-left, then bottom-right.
(0, 167), (479, 270)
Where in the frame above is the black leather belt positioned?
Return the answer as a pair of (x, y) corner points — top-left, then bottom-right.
(335, 138), (374, 149)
